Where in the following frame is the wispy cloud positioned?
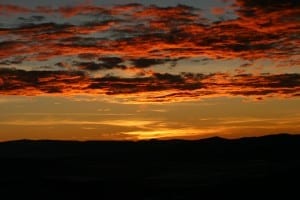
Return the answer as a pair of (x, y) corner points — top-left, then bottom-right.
(0, 119), (156, 126)
(1, 113), (300, 140)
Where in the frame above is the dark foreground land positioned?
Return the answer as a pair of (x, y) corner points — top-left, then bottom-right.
(0, 134), (300, 199)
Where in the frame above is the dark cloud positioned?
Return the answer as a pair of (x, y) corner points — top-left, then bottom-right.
(87, 73), (201, 95)
(134, 4), (200, 22)
(0, 41), (28, 60)
(98, 57), (123, 65)
(0, 2), (299, 102)
(78, 53), (98, 60)
(0, 68), (299, 101)
(131, 58), (173, 68)
(18, 15), (46, 23)
(0, 2), (298, 62)
(0, 68), (87, 95)
(0, 3), (110, 17)
(76, 61), (126, 71)
(0, 56), (26, 65)
(75, 57), (125, 71)
(57, 4), (108, 18)
(236, 0), (299, 10)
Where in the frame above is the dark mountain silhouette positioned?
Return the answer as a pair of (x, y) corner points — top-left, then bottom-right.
(0, 133), (299, 199)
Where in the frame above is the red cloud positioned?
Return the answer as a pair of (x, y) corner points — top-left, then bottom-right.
(0, 68), (299, 102)
(134, 4), (198, 21)
(0, 4), (31, 14)
(57, 4), (107, 18)
(0, 2), (298, 62)
(0, 1), (298, 102)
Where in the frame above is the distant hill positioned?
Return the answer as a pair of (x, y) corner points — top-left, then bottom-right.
(0, 133), (299, 199)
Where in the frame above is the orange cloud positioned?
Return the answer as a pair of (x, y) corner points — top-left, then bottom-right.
(0, 1), (298, 102)
(0, 2), (298, 62)
(0, 68), (299, 102)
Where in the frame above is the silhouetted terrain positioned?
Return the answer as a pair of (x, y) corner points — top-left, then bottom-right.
(0, 134), (300, 199)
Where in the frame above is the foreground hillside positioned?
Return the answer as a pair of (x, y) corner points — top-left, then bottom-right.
(0, 134), (299, 199)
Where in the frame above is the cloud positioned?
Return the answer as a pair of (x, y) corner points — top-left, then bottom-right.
(0, 4), (31, 14)
(211, 7), (226, 15)
(57, 4), (108, 18)
(0, 1), (298, 102)
(76, 61), (126, 71)
(71, 56), (126, 71)
(18, 15), (46, 23)
(131, 58), (176, 68)
(0, 3), (109, 17)
(0, 2), (298, 62)
(235, 0), (298, 12)
(0, 41), (28, 60)
(0, 68), (88, 95)
(133, 4), (200, 23)
(0, 68), (299, 102)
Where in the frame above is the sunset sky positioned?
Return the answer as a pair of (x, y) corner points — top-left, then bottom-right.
(0, 0), (299, 141)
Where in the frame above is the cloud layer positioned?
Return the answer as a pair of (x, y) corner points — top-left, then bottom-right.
(0, 0), (299, 102)
(0, 68), (299, 102)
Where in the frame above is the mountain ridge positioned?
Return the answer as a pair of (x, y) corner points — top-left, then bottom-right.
(0, 133), (299, 199)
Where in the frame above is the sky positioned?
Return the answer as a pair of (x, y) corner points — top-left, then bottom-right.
(0, 0), (299, 141)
